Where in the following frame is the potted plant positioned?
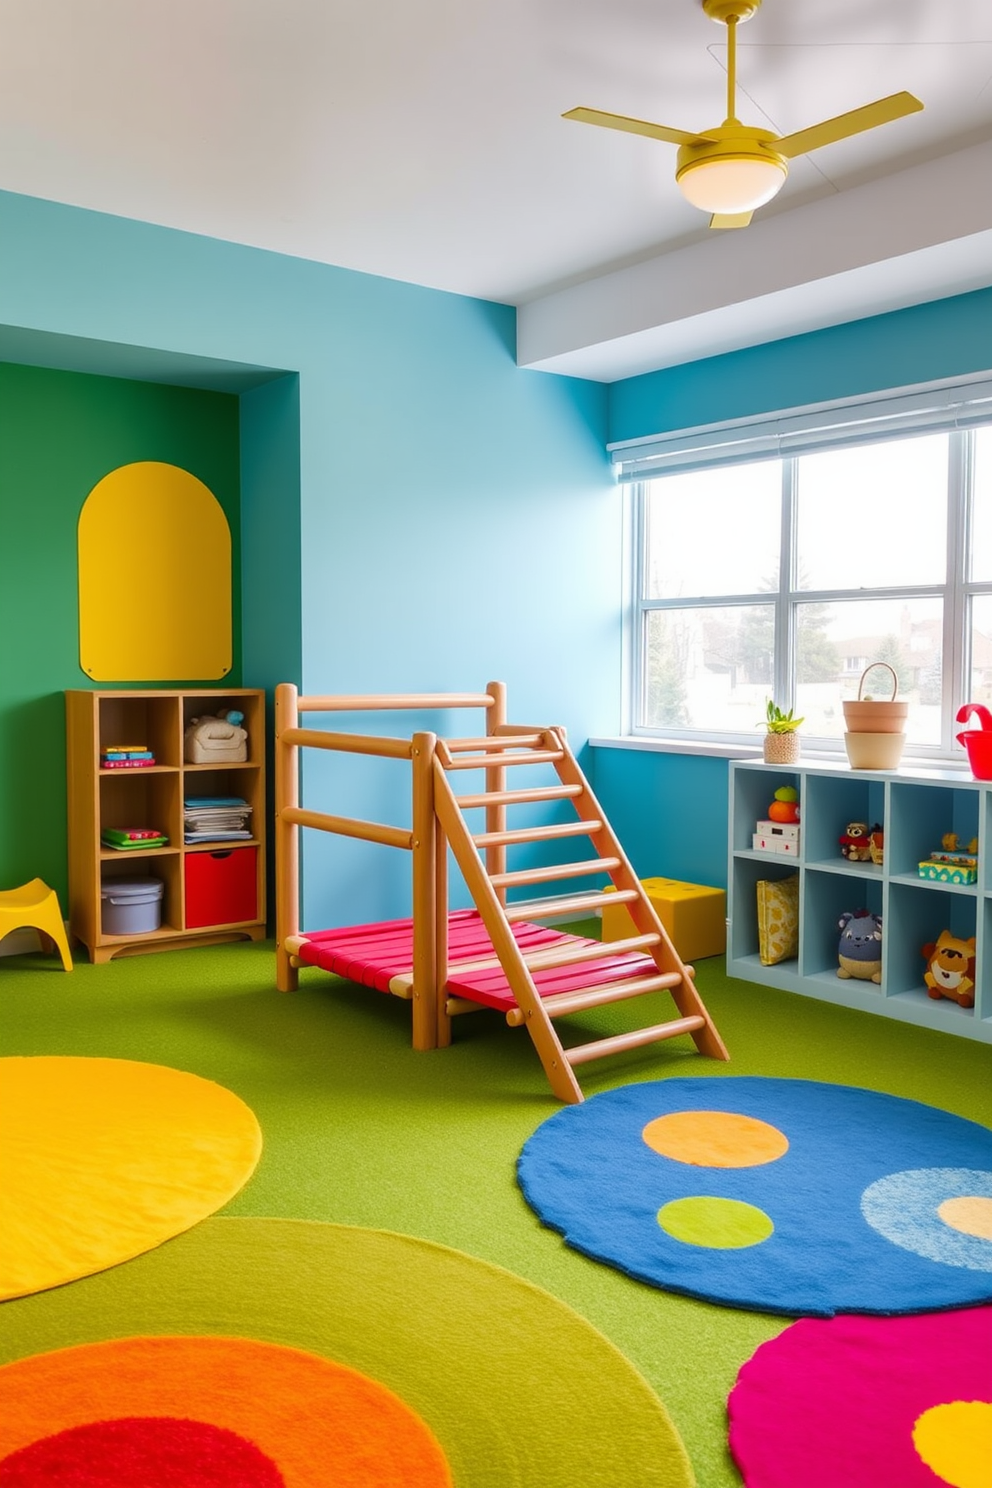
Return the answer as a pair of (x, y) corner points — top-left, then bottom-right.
(762, 700), (803, 764)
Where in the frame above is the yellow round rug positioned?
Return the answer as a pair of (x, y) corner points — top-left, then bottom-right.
(0, 1057), (261, 1300)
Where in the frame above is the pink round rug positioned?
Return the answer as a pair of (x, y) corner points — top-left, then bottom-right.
(728, 1307), (992, 1488)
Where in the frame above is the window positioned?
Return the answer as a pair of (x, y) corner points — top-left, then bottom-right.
(616, 379), (992, 758)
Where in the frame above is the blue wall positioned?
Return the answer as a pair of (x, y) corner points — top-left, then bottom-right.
(593, 747), (731, 889)
(0, 190), (615, 930)
(592, 287), (992, 890)
(608, 286), (992, 445)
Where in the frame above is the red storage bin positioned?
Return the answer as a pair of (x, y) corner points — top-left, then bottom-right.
(184, 847), (257, 928)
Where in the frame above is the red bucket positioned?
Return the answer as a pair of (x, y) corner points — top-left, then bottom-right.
(957, 729), (992, 780)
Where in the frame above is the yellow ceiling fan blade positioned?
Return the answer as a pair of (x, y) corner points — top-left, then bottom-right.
(776, 91), (923, 160)
(562, 107), (713, 148)
(710, 211), (753, 229)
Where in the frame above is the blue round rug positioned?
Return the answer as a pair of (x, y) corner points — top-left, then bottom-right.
(517, 1077), (992, 1316)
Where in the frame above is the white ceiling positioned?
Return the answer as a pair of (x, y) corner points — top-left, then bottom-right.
(1, 0), (991, 379)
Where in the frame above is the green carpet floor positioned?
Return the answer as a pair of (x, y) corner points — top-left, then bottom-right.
(2, 932), (990, 1488)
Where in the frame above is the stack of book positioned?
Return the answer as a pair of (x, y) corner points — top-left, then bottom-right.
(184, 796), (253, 843)
(101, 827), (169, 851)
(101, 744), (156, 769)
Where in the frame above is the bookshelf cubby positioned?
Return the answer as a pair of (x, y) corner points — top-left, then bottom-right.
(728, 758), (991, 1043)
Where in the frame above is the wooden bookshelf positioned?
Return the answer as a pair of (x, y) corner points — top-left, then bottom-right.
(66, 688), (266, 962)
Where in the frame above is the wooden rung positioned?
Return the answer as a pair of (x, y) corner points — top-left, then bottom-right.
(445, 995), (486, 1016)
(442, 749), (564, 771)
(502, 888), (638, 922)
(472, 820), (601, 849)
(564, 1016), (707, 1066)
(280, 727), (413, 760)
(521, 932), (659, 973)
(455, 784), (583, 810)
(506, 971), (681, 1025)
(445, 734), (546, 753)
(281, 806), (413, 851)
(489, 857), (620, 890)
(297, 691), (493, 713)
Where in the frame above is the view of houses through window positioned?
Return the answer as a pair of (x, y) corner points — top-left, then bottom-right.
(635, 423), (992, 756)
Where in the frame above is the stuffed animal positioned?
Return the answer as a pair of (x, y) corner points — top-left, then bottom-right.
(941, 833), (978, 856)
(839, 822), (871, 861)
(922, 931), (976, 1008)
(837, 909), (882, 982)
(868, 824), (884, 865)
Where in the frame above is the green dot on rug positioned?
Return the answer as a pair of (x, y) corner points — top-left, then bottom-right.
(658, 1196), (775, 1250)
(0, 1217), (695, 1488)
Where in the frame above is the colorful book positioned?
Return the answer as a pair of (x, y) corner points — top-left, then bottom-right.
(101, 835), (169, 851)
(183, 796), (248, 809)
(102, 827), (168, 847)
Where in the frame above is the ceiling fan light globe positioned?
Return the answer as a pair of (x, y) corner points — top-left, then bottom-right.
(676, 156), (786, 214)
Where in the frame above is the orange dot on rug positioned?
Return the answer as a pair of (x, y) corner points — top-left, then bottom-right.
(0, 1337), (452, 1488)
(938, 1195), (992, 1241)
(912, 1401), (992, 1488)
(0, 1057), (261, 1300)
(642, 1110), (789, 1168)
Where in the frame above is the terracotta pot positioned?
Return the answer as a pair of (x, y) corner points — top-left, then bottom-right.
(844, 731), (906, 771)
(763, 732), (800, 764)
(842, 663), (908, 734)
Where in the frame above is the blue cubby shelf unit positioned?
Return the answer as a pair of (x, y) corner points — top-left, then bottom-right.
(728, 759), (992, 1044)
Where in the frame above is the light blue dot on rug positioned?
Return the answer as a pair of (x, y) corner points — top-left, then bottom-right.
(861, 1168), (992, 1271)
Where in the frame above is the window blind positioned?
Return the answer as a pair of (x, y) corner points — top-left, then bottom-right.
(608, 374), (992, 481)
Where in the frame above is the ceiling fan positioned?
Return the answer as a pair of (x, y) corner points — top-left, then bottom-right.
(563, 0), (923, 229)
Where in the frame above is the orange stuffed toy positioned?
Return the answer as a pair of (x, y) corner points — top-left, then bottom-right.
(922, 931), (976, 1008)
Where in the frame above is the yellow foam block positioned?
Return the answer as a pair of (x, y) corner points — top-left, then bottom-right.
(602, 877), (727, 961)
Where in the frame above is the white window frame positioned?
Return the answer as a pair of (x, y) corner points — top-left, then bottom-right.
(613, 374), (992, 760)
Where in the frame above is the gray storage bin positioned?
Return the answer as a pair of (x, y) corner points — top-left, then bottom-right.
(101, 876), (164, 935)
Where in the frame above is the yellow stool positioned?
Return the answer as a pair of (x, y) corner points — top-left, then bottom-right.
(603, 877), (727, 962)
(0, 879), (73, 970)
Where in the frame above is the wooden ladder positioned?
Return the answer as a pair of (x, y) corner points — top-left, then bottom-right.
(432, 724), (729, 1103)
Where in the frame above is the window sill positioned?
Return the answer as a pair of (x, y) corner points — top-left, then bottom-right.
(589, 736), (764, 759)
(588, 736), (977, 773)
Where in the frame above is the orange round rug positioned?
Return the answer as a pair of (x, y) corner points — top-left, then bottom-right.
(0, 1217), (695, 1488)
(0, 1057), (261, 1300)
(0, 1336), (450, 1487)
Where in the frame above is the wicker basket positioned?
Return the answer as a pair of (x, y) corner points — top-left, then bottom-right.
(763, 731), (801, 764)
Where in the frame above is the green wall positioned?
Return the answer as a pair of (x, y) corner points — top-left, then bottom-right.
(0, 361), (241, 902)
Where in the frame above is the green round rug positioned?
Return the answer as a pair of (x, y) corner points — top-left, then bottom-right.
(0, 1217), (695, 1488)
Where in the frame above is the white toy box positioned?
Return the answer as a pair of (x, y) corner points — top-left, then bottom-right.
(752, 820), (800, 856)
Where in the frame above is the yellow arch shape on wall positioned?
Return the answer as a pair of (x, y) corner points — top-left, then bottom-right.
(78, 462), (232, 681)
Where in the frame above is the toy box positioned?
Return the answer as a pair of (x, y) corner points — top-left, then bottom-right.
(601, 877), (727, 961)
(752, 820), (800, 856)
(918, 859), (978, 885)
(100, 877), (164, 935)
